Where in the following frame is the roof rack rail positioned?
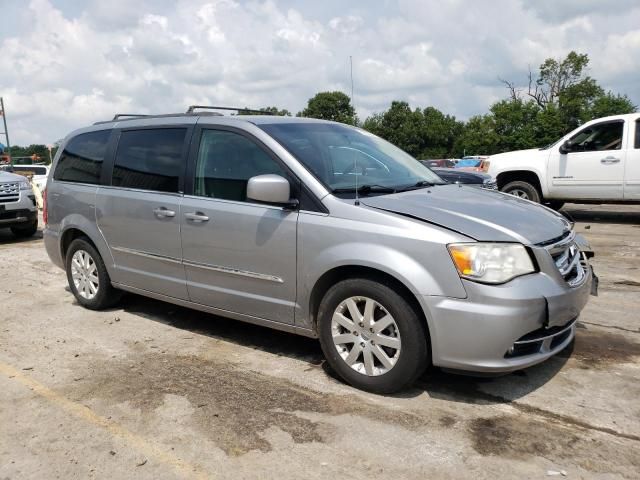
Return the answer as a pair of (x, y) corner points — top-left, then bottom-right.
(112, 114), (151, 121)
(186, 105), (268, 115)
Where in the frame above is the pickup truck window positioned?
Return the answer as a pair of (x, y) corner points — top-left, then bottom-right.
(568, 121), (623, 153)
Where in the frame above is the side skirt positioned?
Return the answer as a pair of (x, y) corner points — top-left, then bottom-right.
(112, 282), (318, 339)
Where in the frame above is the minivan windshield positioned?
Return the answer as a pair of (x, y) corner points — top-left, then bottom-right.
(259, 122), (445, 195)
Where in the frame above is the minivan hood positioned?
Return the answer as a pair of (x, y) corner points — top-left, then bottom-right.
(360, 184), (570, 244)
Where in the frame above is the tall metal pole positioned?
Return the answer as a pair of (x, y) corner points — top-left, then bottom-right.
(0, 97), (11, 155)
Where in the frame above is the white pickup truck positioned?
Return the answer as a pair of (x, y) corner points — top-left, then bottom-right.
(487, 113), (640, 208)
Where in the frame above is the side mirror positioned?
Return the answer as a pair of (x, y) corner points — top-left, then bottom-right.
(559, 140), (572, 155)
(247, 174), (298, 208)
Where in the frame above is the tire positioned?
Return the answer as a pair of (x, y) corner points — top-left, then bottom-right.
(317, 278), (429, 394)
(545, 201), (565, 211)
(501, 180), (541, 203)
(65, 237), (121, 310)
(10, 218), (38, 238)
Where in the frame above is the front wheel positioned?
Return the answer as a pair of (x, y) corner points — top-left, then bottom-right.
(65, 238), (121, 310)
(501, 180), (541, 203)
(317, 278), (429, 394)
(10, 218), (38, 238)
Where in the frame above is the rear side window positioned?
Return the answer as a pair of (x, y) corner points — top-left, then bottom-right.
(54, 130), (111, 184)
(112, 129), (186, 193)
(635, 120), (640, 149)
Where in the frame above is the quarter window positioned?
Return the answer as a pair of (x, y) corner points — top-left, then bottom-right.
(54, 130), (111, 184)
(112, 129), (186, 193)
(567, 121), (624, 152)
(194, 130), (288, 202)
(635, 120), (640, 149)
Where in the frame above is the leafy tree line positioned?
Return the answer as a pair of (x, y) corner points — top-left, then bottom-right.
(4, 144), (58, 164)
(296, 51), (636, 158)
(6, 52), (635, 164)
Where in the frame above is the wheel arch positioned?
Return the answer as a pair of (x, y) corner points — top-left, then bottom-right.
(58, 217), (116, 277)
(308, 265), (432, 352)
(496, 170), (546, 198)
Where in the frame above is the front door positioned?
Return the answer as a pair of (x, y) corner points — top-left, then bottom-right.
(547, 120), (626, 200)
(96, 127), (190, 299)
(181, 127), (298, 324)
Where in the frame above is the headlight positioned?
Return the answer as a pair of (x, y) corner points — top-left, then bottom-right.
(19, 181), (32, 190)
(448, 243), (535, 284)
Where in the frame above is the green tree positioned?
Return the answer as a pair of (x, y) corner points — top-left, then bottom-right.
(504, 51), (636, 137)
(298, 91), (356, 124)
(453, 114), (500, 156)
(8, 144), (52, 164)
(363, 101), (463, 158)
(587, 92), (636, 120)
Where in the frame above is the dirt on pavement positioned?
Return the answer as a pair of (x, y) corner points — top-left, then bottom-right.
(1, 204), (639, 479)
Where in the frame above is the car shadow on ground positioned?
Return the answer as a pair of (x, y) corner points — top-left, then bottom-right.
(119, 292), (569, 404)
(0, 227), (43, 245)
(562, 206), (640, 225)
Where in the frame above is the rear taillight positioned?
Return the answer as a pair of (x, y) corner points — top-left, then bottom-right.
(42, 188), (48, 225)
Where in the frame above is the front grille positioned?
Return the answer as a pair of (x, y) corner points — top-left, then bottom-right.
(543, 232), (587, 287)
(481, 180), (497, 190)
(0, 182), (20, 203)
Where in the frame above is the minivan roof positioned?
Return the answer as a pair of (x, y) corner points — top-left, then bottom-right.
(93, 113), (338, 127)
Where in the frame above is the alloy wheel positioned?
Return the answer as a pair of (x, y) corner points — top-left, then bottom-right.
(70, 250), (99, 300)
(331, 296), (401, 376)
(509, 188), (530, 199)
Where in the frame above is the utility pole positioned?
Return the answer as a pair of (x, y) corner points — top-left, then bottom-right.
(0, 97), (11, 159)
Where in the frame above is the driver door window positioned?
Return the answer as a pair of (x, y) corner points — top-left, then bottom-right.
(567, 121), (624, 152)
(194, 129), (288, 202)
(550, 120), (626, 200)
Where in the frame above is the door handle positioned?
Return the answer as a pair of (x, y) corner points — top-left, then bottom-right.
(184, 212), (210, 223)
(600, 156), (620, 164)
(153, 207), (176, 218)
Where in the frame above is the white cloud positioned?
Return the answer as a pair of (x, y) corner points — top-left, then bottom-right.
(0, 0), (638, 145)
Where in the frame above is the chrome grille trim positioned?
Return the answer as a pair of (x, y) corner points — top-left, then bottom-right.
(544, 232), (587, 287)
(0, 182), (20, 203)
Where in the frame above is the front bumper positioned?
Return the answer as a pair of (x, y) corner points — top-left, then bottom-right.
(422, 263), (592, 373)
(0, 190), (38, 227)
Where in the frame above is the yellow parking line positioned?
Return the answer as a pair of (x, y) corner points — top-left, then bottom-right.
(0, 361), (210, 480)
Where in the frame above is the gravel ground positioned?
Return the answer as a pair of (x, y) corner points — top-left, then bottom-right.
(1, 204), (639, 479)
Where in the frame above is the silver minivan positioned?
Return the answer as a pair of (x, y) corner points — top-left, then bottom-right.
(43, 108), (595, 393)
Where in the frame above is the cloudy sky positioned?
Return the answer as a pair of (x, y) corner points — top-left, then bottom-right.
(1, 0), (639, 145)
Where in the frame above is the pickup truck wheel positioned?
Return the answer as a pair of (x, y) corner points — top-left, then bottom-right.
(501, 181), (541, 203)
(65, 238), (121, 310)
(10, 218), (38, 238)
(317, 278), (429, 394)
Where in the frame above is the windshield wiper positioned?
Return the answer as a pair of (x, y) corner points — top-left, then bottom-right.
(396, 180), (444, 192)
(331, 184), (397, 195)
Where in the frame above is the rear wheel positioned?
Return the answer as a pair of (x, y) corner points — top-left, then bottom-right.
(317, 278), (429, 394)
(65, 238), (121, 310)
(10, 218), (38, 238)
(501, 180), (541, 203)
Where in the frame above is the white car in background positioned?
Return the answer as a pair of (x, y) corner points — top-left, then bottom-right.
(488, 113), (640, 208)
(8, 164), (50, 192)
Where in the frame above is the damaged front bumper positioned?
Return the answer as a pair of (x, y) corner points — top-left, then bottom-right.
(422, 232), (595, 373)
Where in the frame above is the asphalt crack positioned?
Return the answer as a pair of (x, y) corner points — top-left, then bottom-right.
(579, 320), (640, 335)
